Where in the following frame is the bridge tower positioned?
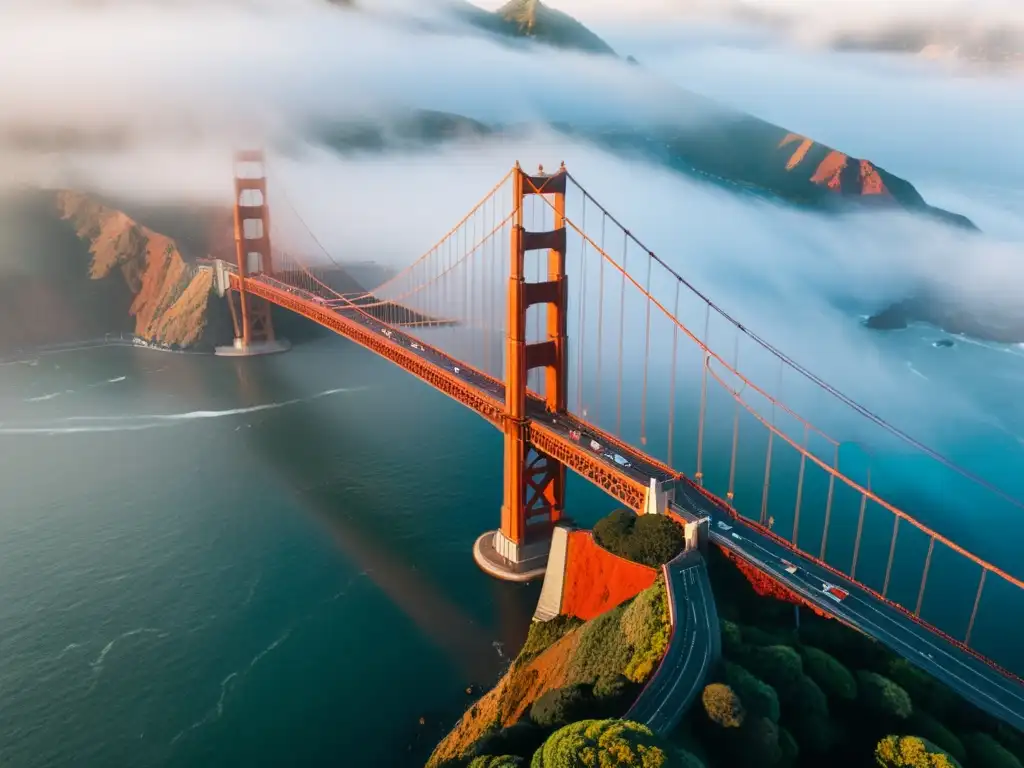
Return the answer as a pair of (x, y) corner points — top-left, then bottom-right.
(214, 149), (290, 357)
(474, 163), (570, 582)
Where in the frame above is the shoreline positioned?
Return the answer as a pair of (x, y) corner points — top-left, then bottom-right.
(0, 333), (213, 365)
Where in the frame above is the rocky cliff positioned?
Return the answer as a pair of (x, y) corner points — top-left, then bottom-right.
(55, 191), (220, 349)
(0, 190), (367, 355)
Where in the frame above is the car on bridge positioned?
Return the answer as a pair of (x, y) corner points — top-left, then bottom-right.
(822, 583), (849, 603)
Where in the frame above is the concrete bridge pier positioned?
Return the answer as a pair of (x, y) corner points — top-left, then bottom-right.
(472, 524), (555, 583)
(211, 259), (291, 358)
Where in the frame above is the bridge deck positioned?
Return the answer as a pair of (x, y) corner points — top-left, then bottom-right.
(230, 271), (1024, 730)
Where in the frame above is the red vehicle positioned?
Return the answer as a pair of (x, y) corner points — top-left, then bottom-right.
(822, 583), (849, 603)
(569, 429), (581, 442)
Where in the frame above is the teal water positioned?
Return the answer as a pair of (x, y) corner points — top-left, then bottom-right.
(0, 337), (625, 768)
(2, 325), (1023, 768)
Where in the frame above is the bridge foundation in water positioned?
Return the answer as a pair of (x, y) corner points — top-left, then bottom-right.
(472, 527), (554, 583)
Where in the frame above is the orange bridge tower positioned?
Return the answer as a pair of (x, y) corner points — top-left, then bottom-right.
(213, 149), (290, 357)
(473, 164), (570, 581)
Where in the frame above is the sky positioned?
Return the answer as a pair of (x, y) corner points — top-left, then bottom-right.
(1, 0), (1023, 502)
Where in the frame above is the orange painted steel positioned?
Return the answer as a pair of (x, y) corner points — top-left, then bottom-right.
(702, 360), (1024, 592)
(340, 168), (516, 300)
(228, 274), (506, 426)
(232, 149), (275, 346)
(529, 424), (649, 511)
(499, 165), (570, 546)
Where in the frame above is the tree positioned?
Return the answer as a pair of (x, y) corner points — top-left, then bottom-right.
(858, 671), (913, 720)
(801, 646), (857, 701)
(473, 723), (548, 763)
(962, 733), (1024, 768)
(593, 509), (686, 567)
(875, 735), (961, 768)
(530, 684), (596, 730)
(530, 719), (703, 768)
(469, 757), (525, 768)
(723, 662), (780, 723)
(701, 683), (745, 728)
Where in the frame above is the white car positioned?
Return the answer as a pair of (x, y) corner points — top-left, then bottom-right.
(411, 342), (424, 351)
(381, 329), (394, 339)
(453, 366), (461, 374)
(590, 439), (602, 452)
(781, 560), (798, 575)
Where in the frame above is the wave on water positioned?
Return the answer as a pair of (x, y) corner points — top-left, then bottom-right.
(24, 392), (64, 402)
(0, 387), (366, 436)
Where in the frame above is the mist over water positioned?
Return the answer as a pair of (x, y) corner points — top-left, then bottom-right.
(2, 0), (1024, 763)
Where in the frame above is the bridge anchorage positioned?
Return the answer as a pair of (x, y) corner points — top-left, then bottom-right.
(213, 149), (291, 357)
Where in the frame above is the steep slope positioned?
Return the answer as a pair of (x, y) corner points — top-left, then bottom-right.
(490, 0), (616, 55)
(0, 190), (135, 350)
(55, 191), (219, 348)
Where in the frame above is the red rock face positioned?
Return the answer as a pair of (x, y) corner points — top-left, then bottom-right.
(778, 134), (892, 198)
(560, 530), (659, 621)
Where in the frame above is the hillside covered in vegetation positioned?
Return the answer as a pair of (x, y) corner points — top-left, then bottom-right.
(428, 509), (1024, 767)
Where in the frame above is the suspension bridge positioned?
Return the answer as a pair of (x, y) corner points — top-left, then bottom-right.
(210, 149), (1024, 729)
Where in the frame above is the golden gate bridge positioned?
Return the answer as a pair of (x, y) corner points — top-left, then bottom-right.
(210, 149), (1024, 726)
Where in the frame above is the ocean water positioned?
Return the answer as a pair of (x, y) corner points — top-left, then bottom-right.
(1, 321), (1022, 768)
(0, 336), (626, 768)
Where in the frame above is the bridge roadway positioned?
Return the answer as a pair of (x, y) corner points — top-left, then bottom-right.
(247, 274), (1024, 730)
(624, 549), (720, 734)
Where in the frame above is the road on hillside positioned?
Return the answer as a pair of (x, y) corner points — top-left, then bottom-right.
(625, 549), (721, 734)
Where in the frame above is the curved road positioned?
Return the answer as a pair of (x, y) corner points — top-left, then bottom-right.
(250, 273), (1024, 731)
(625, 549), (721, 734)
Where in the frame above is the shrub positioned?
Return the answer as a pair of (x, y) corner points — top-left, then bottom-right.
(741, 625), (789, 647)
(906, 711), (966, 764)
(468, 757), (525, 768)
(779, 727), (799, 767)
(518, 616), (584, 665)
(798, 619), (890, 672)
(591, 674), (640, 718)
(530, 719), (702, 768)
(738, 716), (783, 767)
(472, 722), (549, 761)
(736, 645), (804, 695)
(530, 684), (596, 730)
(962, 733), (1024, 768)
(781, 675), (829, 720)
(593, 509), (686, 567)
(721, 620), (743, 656)
(701, 683), (745, 728)
(723, 662), (780, 723)
(566, 603), (632, 684)
(875, 735), (961, 768)
(995, 724), (1024, 767)
(857, 671), (913, 720)
(801, 646), (856, 701)
(786, 712), (834, 756)
(884, 658), (959, 721)
(621, 580), (672, 683)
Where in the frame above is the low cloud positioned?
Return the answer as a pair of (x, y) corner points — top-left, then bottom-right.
(2, 0), (1023, 519)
